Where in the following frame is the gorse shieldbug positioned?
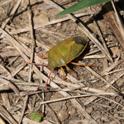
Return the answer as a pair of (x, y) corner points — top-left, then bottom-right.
(48, 36), (88, 70)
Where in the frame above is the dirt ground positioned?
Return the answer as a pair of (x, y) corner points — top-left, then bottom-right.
(0, 0), (124, 124)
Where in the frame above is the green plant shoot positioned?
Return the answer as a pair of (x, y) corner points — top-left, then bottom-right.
(58, 0), (111, 16)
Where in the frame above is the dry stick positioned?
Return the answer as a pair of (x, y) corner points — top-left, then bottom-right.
(0, 77), (19, 94)
(14, 38), (83, 88)
(25, 89), (124, 111)
(104, 72), (124, 89)
(0, 60), (27, 92)
(28, 0), (45, 117)
(18, 95), (29, 124)
(0, 57), (26, 79)
(11, 62), (27, 77)
(84, 71), (124, 105)
(0, 64), (12, 77)
(71, 61), (118, 91)
(93, 20), (110, 56)
(79, 61), (121, 93)
(0, 75), (44, 91)
(33, 66), (97, 123)
(104, 69), (124, 76)
(22, 86), (124, 97)
(14, 33), (124, 122)
(0, 74), (119, 96)
(84, 54), (105, 59)
(0, 0), (13, 6)
(1, 0), (22, 29)
(43, 0), (113, 62)
(0, 76), (124, 97)
(28, 0), (36, 82)
(38, 94), (61, 124)
(18, 34), (105, 60)
(9, 25), (65, 39)
(15, 31), (123, 105)
(0, 104), (18, 124)
(1, 93), (10, 110)
(77, 16), (113, 62)
(111, 0), (124, 48)
(101, 57), (120, 75)
(14, 30), (121, 93)
(0, 117), (5, 124)
(0, 58), (13, 106)
(39, 93), (124, 109)
(93, 20), (110, 82)
(99, 95), (124, 109)
(69, 60), (123, 106)
(0, 29), (97, 124)
(39, 94), (101, 105)
(9, 12), (89, 35)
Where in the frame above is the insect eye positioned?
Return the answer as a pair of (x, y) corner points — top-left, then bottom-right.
(74, 36), (87, 45)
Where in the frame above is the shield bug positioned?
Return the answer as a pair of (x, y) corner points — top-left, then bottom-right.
(48, 36), (88, 71)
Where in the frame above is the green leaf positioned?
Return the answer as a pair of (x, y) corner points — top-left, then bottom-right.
(58, 0), (111, 16)
(30, 112), (44, 122)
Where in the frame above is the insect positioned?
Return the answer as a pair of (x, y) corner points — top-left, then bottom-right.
(48, 36), (88, 71)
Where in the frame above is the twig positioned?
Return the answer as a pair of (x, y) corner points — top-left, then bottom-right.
(39, 93), (124, 109)
(99, 95), (124, 109)
(1, 0), (22, 29)
(11, 62), (27, 77)
(104, 72), (124, 89)
(28, 0), (36, 82)
(18, 95), (29, 124)
(0, 64), (12, 77)
(111, 0), (124, 48)
(43, 0), (113, 62)
(9, 12), (89, 34)
(101, 57), (120, 75)
(0, 104), (18, 124)
(0, 78), (19, 94)
(78, 61), (120, 92)
(0, 28), (97, 124)
(93, 19), (112, 61)
(0, 0), (13, 6)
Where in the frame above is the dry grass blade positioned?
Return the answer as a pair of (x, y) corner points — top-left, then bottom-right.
(93, 19), (111, 61)
(28, 0), (36, 82)
(0, 64), (12, 77)
(104, 72), (124, 89)
(0, 0), (13, 6)
(111, 0), (124, 49)
(2, 0), (22, 29)
(0, 28), (97, 124)
(1, 0), (124, 123)
(11, 62), (27, 77)
(104, 2), (124, 50)
(79, 61), (119, 92)
(18, 95), (29, 124)
(99, 96), (124, 109)
(0, 75), (44, 91)
(1, 93), (10, 110)
(33, 66), (97, 123)
(0, 78), (19, 94)
(43, 0), (113, 62)
(0, 104), (18, 124)
(101, 57), (120, 75)
(8, 12), (89, 34)
(78, 22), (112, 61)
(0, 117), (6, 124)
(39, 92), (120, 105)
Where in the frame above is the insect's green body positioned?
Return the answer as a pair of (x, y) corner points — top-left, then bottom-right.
(48, 36), (88, 70)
